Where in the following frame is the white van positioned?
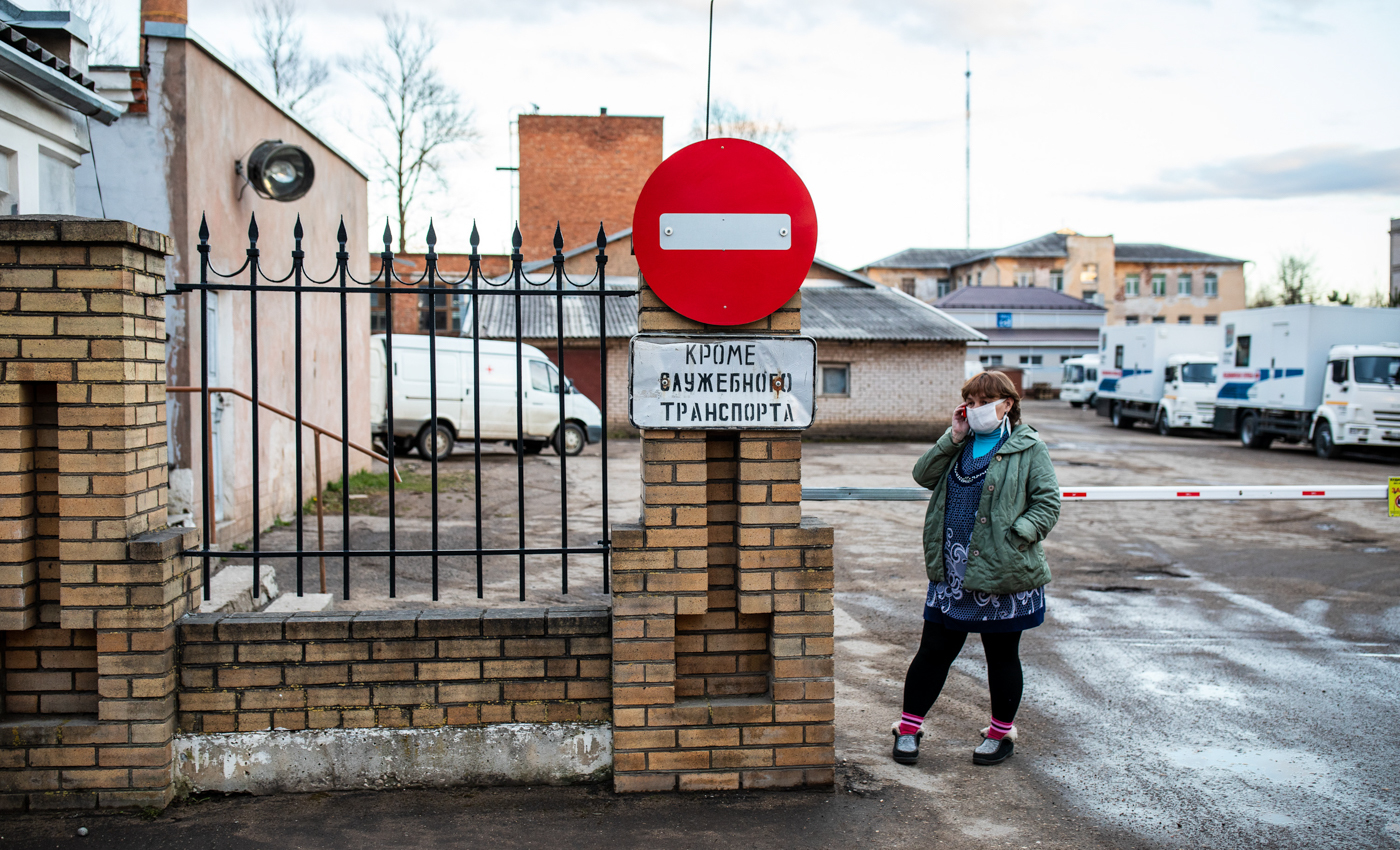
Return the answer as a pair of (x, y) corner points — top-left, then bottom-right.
(1060, 354), (1100, 408)
(370, 334), (604, 459)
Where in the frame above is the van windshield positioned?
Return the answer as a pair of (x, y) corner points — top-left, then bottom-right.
(1065, 365), (1084, 383)
(1354, 356), (1399, 386)
(1180, 363), (1216, 384)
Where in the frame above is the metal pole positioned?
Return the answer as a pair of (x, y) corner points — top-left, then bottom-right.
(965, 50), (971, 250)
(705, 0), (714, 140)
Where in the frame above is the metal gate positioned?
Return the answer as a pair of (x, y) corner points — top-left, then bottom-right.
(173, 216), (632, 602)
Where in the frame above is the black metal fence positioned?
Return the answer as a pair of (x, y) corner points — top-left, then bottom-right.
(175, 215), (631, 602)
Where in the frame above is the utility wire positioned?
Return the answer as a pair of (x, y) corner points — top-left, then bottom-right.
(85, 115), (107, 218)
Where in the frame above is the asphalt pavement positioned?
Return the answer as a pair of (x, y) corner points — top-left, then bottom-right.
(6, 401), (1398, 848)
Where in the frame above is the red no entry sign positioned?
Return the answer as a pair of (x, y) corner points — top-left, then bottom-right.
(632, 139), (818, 326)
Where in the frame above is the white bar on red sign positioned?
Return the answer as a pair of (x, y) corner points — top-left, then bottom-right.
(659, 213), (792, 251)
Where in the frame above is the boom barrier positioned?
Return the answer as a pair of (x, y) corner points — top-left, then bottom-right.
(801, 485), (1388, 502)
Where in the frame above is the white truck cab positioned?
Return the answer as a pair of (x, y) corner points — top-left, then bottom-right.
(1311, 342), (1400, 458)
(1158, 354), (1218, 434)
(1061, 354), (1100, 408)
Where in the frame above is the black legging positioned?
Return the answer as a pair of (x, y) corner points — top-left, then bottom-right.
(902, 620), (1023, 722)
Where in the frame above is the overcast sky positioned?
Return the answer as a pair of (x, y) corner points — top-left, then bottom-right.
(110, 0), (1400, 299)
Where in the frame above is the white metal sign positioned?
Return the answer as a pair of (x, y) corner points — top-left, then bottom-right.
(659, 213), (792, 251)
(629, 335), (816, 430)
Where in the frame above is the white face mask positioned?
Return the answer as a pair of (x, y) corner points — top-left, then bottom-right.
(966, 401), (1006, 435)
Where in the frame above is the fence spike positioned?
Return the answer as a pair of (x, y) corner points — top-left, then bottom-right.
(512, 222), (523, 250)
(426, 219), (437, 249)
(553, 221), (564, 253)
(293, 214), (304, 241)
(382, 219), (393, 251)
(470, 220), (480, 252)
(336, 216), (348, 248)
(596, 222), (606, 253)
(248, 212), (259, 245)
(198, 212), (209, 243)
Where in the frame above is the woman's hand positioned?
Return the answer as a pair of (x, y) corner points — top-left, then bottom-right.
(951, 402), (970, 443)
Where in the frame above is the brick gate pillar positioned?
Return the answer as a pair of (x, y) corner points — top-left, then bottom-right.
(0, 218), (201, 810)
(610, 280), (835, 793)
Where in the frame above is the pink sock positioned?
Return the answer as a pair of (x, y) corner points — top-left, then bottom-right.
(897, 712), (923, 736)
(986, 717), (1014, 741)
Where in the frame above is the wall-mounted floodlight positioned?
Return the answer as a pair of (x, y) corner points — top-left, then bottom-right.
(240, 140), (315, 202)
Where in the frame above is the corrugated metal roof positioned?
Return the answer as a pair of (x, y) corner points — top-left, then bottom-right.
(468, 284), (984, 343)
(933, 286), (1106, 312)
(1114, 243), (1244, 264)
(795, 287), (985, 342)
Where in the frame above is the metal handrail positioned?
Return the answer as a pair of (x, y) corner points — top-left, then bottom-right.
(167, 385), (401, 593)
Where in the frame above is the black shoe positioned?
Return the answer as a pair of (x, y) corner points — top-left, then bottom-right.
(891, 726), (922, 765)
(972, 736), (1014, 765)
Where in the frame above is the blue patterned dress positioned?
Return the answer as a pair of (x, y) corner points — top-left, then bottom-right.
(924, 432), (1047, 633)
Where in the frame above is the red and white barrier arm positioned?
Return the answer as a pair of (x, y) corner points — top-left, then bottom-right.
(801, 485), (1387, 502)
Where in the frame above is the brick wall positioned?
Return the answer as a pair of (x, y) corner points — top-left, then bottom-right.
(518, 114), (662, 262)
(176, 607), (610, 733)
(0, 218), (204, 811)
(609, 277), (836, 793)
(811, 340), (965, 439)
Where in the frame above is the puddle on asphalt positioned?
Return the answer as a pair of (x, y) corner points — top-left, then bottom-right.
(1363, 547), (1390, 554)
(1168, 746), (1328, 785)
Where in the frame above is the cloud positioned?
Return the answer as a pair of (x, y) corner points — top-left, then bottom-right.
(1112, 145), (1400, 201)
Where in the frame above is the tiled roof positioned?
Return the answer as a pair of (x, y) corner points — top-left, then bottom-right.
(933, 286), (1105, 312)
(1114, 243), (1244, 264)
(860, 247), (990, 270)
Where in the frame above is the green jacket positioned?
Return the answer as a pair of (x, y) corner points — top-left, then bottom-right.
(913, 423), (1061, 594)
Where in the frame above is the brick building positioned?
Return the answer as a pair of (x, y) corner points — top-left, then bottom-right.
(517, 111), (662, 263)
(860, 229), (1246, 326)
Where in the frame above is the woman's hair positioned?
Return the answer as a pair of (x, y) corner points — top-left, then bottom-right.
(961, 370), (1022, 426)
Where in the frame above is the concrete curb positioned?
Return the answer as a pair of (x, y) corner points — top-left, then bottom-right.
(174, 723), (612, 795)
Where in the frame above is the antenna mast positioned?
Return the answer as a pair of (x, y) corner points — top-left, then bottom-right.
(964, 50), (971, 249)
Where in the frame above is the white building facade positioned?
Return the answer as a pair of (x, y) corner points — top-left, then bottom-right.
(933, 286), (1105, 390)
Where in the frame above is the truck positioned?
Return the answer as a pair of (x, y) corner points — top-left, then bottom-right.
(370, 334), (604, 460)
(1094, 324), (1223, 434)
(1060, 353), (1100, 409)
(1211, 305), (1400, 458)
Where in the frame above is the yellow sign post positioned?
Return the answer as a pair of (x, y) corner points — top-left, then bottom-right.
(1390, 477), (1400, 518)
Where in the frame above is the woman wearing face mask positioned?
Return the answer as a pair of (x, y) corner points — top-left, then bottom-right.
(891, 370), (1060, 767)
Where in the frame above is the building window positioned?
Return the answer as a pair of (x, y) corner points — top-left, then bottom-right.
(422, 292), (459, 332)
(1151, 273), (1166, 296)
(1019, 355), (1043, 366)
(1204, 273), (1218, 297)
(1051, 270), (1064, 291)
(1014, 271), (1033, 288)
(1178, 273), (1192, 295)
(1177, 315), (1192, 324)
(1125, 315), (1139, 325)
(900, 277), (916, 295)
(979, 355), (1003, 366)
(1152, 316), (1166, 324)
(936, 278), (951, 298)
(1125, 274), (1140, 296)
(976, 272), (983, 286)
(1060, 354), (1073, 363)
(819, 364), (849, 396)
(370, 292), (388, 332)
(1080, 263), (1098, 285)
(1203, 314), (1218, 325)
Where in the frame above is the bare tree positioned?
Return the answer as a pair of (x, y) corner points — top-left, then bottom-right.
(690, 99), (795, 156)
(250, 0), (329, 113)
(49, 0), (126, 65)
(344, 12), (477, 253)
(1274, 253), (1320, 305)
